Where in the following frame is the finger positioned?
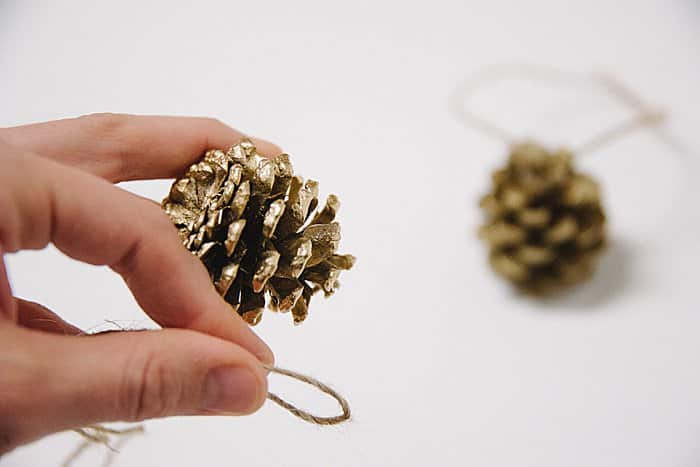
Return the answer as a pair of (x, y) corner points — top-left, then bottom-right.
(0, 244), (16, 321)
(0, 113), (283, 182)
(0, 142), (273, 364)
(15, 298), (82, 335)
(0, 325), (267, 453)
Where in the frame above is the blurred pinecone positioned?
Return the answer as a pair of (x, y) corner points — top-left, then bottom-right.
(479, 142), (606, 293)
(162, 139), (355, 325)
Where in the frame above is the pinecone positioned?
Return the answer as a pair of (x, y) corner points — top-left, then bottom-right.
(162, 139), (355, 325)
(479, 142), (606, 293)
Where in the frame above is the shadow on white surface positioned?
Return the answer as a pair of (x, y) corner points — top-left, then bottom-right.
(539, 237), (637, 310)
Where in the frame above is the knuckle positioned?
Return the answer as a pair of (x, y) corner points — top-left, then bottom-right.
(144, 203), (180, 240)
(200, 116), (224, 128)
(197, 117), (234, 140)
(120, 350), (184, 422)
(79, 112), (129, 137)
(78, 113), (131, 180)
(149, 205), (177, 232)
(0, 154), (40, 252)
(131, 199), (174, 233)
(111, 203), (178, 277)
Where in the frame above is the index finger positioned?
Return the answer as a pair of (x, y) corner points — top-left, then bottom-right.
(0, 113), (283, 182)
(0, 141), (273, 363)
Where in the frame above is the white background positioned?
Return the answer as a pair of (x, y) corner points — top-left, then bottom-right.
(2, 1), (700, 466)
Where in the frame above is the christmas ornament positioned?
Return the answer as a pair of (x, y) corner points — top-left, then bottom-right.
(479, 142), (606, 293)
(162, 139), (355, 325)
(453, 65), (664, 293)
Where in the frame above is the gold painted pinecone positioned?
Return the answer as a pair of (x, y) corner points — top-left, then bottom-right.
(479, 142), (606, 293)
(162, 139), (355, 325)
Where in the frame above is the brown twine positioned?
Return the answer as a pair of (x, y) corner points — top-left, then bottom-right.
(264, 364), (351, 425)
(73, 425), (144, 447)
(63, 425), (144, 467)
(63, 363), (349, 465)
(450, 63), (666, 154)
(58, 326), (350, 464)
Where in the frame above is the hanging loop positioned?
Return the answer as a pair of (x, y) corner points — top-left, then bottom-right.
(451, 63), (666, 153)
(264, 364), (351, 425)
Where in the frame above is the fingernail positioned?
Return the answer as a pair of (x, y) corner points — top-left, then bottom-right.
(246, 328), (275, 365)
(254, 342), (275, 366)
(202, 366), (261, 414)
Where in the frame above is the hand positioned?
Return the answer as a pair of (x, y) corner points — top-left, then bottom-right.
(0, 114), (279, 455)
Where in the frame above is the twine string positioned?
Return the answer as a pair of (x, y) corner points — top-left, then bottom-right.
(576, 73), (665, 154)
(450, 63), (666, 154)
(60, 440), (91, 467)
(83, 328), (351, 426)
(63, 425), (144, 467)
(264, 364), (351, 425)
(63, 365), (349, 466)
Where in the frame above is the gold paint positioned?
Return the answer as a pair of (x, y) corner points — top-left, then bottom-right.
(252, 249), (281, 293)
(215, 262), (239, 296)
(262, 199), (286, 239)
(310, 194), (340, 225)
(162, 140), (354, 325)
(268, 278), (304, 312)
(277, 237), (313, 279)
(479, 142), (606, 293)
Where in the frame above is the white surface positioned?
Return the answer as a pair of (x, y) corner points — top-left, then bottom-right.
(2, 1), (700, 466)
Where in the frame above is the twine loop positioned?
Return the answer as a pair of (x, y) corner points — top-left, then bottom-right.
(264, 364), (351, 425)
(451, 63), (666, 154)
(65, 364), (350, 466)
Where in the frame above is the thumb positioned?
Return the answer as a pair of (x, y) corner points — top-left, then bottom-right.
(0, 324), (268, 453)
